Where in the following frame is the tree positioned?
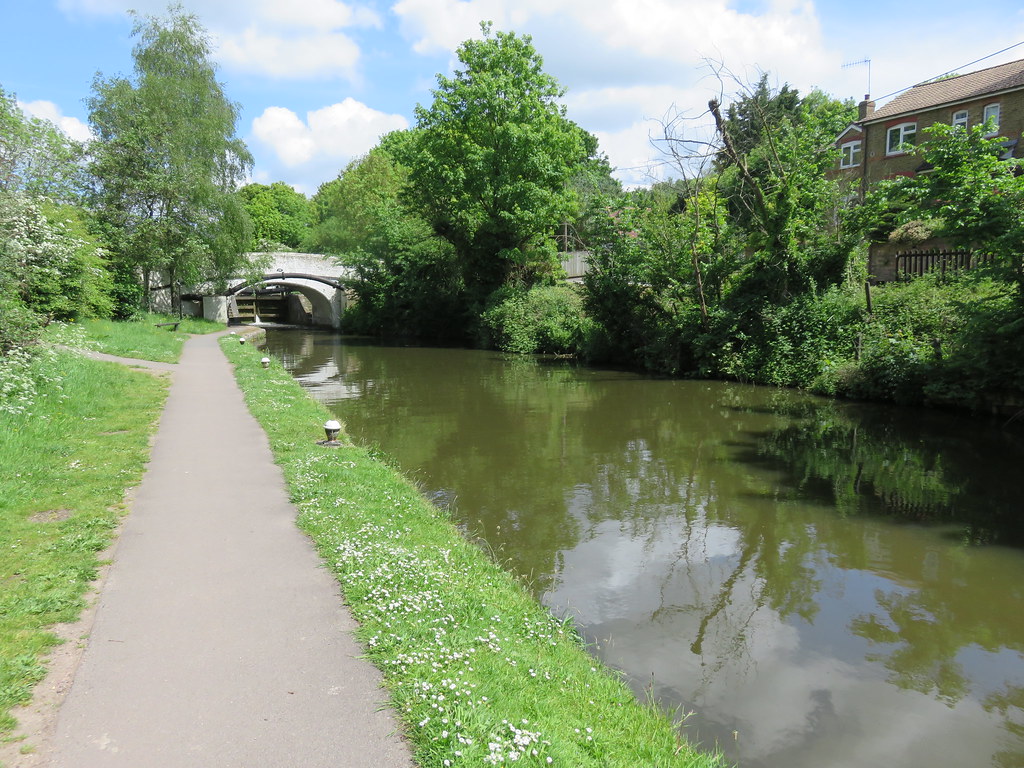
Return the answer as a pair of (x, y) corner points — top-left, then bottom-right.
(310, 144), (462, 339)
(87, 5), (253, 315)
(855, 122), (1024, 402)
(561, 153), (623, 251)
(707, 77), (858, 301)
(714, 73), (800, 169)
(582, 72), (861, 377)
(238, 182), (310, 250)
(407, 23), (595, 313)
(307, 142), (413, 256)
(0, 86), (86, 202)
(582, 182), (736, 372)
(0, 196), (113, 326)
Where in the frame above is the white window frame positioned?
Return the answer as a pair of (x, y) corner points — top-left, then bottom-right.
(952, 109), (969, 129)
(840, 140), (862, 168)
(886, 122), (917, 155)
(983, 103), (1000, 135)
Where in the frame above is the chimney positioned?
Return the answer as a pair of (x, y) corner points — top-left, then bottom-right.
(859, 95), (875, 121)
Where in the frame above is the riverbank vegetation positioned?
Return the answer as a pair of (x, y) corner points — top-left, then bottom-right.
(0, 333), (167, 740)
(222, 335), (724, 768)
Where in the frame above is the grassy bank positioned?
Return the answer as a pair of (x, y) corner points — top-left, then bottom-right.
(222, 336), (724, 768)
(0, 342), (168, 741)
(75, 313), (223, 362)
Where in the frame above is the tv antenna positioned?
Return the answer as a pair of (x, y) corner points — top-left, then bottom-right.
(843, 58), (872, 97)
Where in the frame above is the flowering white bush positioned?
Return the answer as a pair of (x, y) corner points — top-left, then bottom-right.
(0, 323), (88, 416)
(1, 193), (111, 322)
(0, 346), (63, 416)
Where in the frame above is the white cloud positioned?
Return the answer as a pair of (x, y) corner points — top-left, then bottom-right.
(18, 100), (93, 142)
(566, 84), (707, 132)
(213, 0), (382, 80)
(392, 0), (830, 73)
(251, 99), (409, 168)
(58, 0), (380, 27)
(252, 107), (319, 166)
(219, 27), (363, 79)
(393, 0), (520, 54)
(390, 0), (839, 184)
(593, 121), (678, 188)
(564, 84), (718, 186)
(59, 0), (381, 80)
(248, 0), (379, 30)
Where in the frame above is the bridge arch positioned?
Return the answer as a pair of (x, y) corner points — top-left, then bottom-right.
(225, 272), (343, 294)
(226, 268), (348, 329)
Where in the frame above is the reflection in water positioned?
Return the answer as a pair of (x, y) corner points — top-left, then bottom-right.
(264, 330), (1024, 768)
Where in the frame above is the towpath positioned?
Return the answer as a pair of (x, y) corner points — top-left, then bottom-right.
(42, 331), (413, 767)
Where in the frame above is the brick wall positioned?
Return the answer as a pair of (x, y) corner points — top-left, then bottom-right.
(830, 88), (1024, 192)
(863, 92), (1024, 185)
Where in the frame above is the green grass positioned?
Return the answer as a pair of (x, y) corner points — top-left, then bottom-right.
(74, 313), (224, 363)
(222, 337), (725, 768)
(0, 348), (167, 736)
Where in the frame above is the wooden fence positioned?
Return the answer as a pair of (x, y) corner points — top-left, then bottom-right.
(559, 251), (589, 281)
(895, 249), (992, 280)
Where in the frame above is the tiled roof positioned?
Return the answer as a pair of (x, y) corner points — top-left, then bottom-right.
(867, 57), (1024, 123)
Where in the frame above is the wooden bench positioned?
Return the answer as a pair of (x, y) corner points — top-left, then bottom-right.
(154, 321), (181, 331)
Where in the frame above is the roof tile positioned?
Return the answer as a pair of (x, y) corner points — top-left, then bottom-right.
(867, 57), (1024, 122)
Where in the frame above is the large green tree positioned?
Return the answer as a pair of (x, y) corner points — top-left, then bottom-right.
(238, 182), (310, 251)
(864, 121), (1024, 296)
(583, 74), (861, 377)
(87, 5), (253, 314)
(709, 83), (858, 302)
(406, 23), (596, 313)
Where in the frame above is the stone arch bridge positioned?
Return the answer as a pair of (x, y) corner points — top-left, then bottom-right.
(223, 252), (351, 329)
(180, 251), (588, 328)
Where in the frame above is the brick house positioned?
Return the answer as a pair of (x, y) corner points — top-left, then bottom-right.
(832, 57), (1024, 281)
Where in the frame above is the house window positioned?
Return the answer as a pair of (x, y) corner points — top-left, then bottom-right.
(886, 122), (917, 154)
(983, 103), (1000, 134)
(840, 140), (862, 168)
(952, 109), (969, 128)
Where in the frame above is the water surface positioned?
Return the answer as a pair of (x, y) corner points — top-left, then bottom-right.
(264, 330), (1024, 768)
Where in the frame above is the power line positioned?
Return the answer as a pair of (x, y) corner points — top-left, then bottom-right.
(873, 40), (1024, 103)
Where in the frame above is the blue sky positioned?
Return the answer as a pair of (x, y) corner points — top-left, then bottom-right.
(2, 0), (1023, 193)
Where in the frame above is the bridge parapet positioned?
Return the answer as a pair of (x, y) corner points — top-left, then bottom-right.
(252, 252), (341, 276)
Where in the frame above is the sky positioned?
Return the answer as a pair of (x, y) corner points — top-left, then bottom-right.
(2, 0), (1024, 194)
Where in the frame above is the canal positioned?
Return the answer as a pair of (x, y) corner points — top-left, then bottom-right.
(263, 329), (1024, 768)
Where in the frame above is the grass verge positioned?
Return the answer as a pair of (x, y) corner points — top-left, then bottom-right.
(222, 336), (724, 768)
(73, 313), (224, 363)
(0, 347), (168, 738)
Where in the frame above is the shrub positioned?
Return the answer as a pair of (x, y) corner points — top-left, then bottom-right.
(690, 284), (865, 389)
(924, 284), (1024, 408)
(0, 194), (114, 346)
(481, 284), (590, 355)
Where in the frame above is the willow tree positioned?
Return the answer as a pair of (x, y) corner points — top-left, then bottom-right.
(87, 5), (252, 314)
(407, 23), (595, 314)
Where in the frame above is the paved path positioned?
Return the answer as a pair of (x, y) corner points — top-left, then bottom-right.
(47, 332), (413, 767)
